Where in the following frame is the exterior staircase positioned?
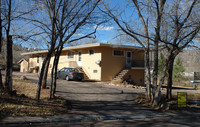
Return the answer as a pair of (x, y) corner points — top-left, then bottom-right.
(111, 69), (129, 83)
(77, 67), (90, 80)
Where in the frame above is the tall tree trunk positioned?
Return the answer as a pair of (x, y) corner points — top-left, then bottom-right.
(5, 35), (13, 92)
(50, 49), (58, 99)
(42, 57), (50, 89)
(49, 44), (63, 99)
(152, 42), (159, 105)
(49, 56), (55, 99)
(53, 45), (63, 96)
(153, 53), (171, 106)
(144, 0), (151, 100)
(4, 0), (12, 92)
(152, 0), (166, 106)
(0, 71), (2, 88)
(166, 55), (175, 100)
(36, 48), (54, 100)
(0, 0), (3, 89)
(145, 49), (151, 99)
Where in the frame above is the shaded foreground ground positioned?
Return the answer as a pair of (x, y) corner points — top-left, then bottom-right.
(2, 115), (199, 127)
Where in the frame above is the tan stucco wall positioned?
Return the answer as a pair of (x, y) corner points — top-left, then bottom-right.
(47, 48), (102, 80)
(20, 60), (29, 72)
(28, 56), (44, 73)
(101, 47), (126, 81)
(29, 57), (37, 68)
(101, 47), (145, 82)
(80, 47), (102, 80)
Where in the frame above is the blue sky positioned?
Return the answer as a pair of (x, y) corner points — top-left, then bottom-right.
(87, 0), (136, 44)
(11, 0), (139, 49)
(12, 0), (199, 49)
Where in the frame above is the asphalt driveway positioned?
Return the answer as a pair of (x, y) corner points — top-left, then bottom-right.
(13, 72), (199, 116)
(14, 72), (157, 115)
(55, 79), (154, 115)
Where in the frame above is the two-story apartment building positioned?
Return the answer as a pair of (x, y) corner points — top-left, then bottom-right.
(19, 43), (145, 85)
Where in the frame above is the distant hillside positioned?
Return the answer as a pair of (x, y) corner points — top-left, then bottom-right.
(177, 49), (200, 73)
(150, 49), (200, 74)
(0, 40), (41, 70)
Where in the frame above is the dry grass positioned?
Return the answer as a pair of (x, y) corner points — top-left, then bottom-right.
(0, 77), (68, 120)
(12, 78), (49, 99)
(135, 93), (200, 113)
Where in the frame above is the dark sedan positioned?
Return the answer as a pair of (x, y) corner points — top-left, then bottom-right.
(57, 67), (84, 81)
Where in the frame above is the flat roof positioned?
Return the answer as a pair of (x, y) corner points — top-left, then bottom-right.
(21, 43), (143, 55)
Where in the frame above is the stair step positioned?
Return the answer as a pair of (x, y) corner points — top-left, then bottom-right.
(78, 68), (90, 80)
(112, 69), (130, 82)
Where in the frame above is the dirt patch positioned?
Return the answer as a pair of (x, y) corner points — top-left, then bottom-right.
(0, 77), (68, 120)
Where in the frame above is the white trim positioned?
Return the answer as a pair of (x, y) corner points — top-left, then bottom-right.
(18, 58), (28, 64)
(131, 67), (145, 70)
(21, 43), (143, 56)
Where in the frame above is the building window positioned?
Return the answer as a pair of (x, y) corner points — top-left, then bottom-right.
(68, 52), (74, 59)
(37, 56), (39, 66)
(93, 70), (98, 73)
(113, 50), (124, 56)
(37, 56), (39, 63)
(89, 49), (94, 55)
(78, 51), (82, 61)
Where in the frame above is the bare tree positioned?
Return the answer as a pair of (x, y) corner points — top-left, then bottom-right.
(0, 0), (37, 91)
(26, 0), (103, 100)
(160, 0), (200, 99)
(102, 0), (152, 99)
(102, 0), (167, 105)
(0, 0), (3, 89)
(3, 0), (13, 92)
(102, 0), (200, 105)
(49, 0), (103, 98)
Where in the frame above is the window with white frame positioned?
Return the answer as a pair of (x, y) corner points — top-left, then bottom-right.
(113, 50), (124, 56)
(67, 52), (74, 59)
(89, 49), (94, 55)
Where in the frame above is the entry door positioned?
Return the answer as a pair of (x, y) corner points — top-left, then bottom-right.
(126, 51), (132, 68)
(78, 51), (82, 67)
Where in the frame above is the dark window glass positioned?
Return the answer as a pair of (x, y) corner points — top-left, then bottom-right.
(113, 50), (124, 56)
(68, 52), (74, 58)
(93, 70), (98, 73)
(37, 56), (39, 63)
(89, 50), (94, 55)
(78, 51), (82, 61)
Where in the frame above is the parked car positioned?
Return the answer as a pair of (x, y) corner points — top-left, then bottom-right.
(57, 67), (84, 81)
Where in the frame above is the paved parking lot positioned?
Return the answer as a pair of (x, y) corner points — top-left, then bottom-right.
(14, 72), (156, 115)
(55, 79), (154, 115)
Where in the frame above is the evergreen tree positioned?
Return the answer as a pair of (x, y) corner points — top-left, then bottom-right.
(173, 58), (185, 80)
(158, 53), (165, 75)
